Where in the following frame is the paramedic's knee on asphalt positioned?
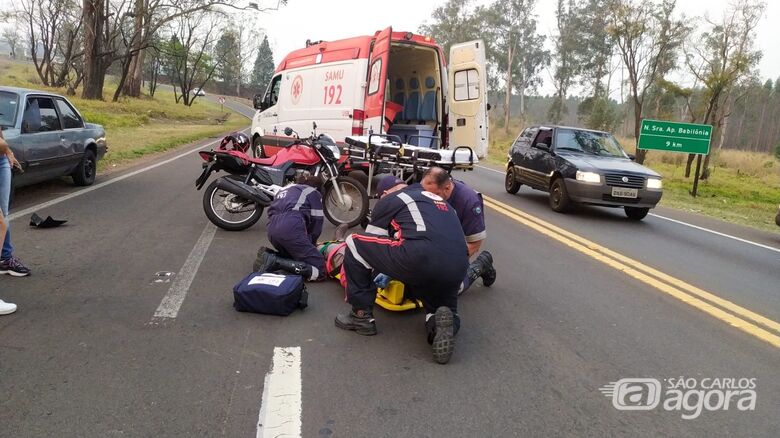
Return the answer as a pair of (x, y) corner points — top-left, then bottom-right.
(335, 175), (469, 364)
(421, 167), (496, 294)
(254, 174), (326, 281)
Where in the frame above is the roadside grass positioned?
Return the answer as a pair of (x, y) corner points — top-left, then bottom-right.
(0, 57), (248, 170)
(486, 118), (780, 232)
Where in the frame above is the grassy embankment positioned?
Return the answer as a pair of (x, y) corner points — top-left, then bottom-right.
(0, 58), (248, 171)
(488, 120), (780, 232)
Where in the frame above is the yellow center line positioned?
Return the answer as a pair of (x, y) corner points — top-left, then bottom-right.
(483, 196), (780, 348)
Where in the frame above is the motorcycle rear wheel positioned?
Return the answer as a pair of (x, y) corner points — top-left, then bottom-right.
(203, 176), (264, 231)
(323, 176), (369, 228)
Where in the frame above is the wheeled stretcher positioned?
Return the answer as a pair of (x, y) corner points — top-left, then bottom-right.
(344, 134), (478, 197)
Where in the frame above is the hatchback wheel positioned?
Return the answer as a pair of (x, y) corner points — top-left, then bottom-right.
(505, 165), (521, 194)
(549, 177), (572, 213)
(624, 206), (650, 221)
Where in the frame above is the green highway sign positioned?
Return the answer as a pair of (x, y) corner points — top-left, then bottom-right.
(637, 119), (712, 155)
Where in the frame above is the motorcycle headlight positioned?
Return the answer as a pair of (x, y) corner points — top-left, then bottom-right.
(327, 144), (341, 161)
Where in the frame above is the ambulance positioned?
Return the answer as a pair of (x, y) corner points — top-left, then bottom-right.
(250, 27), (489, 159)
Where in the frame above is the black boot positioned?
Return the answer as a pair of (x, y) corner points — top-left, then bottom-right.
(431, 306), (455, 364)
(335, 309), (377, 336)
(253, 246), (278, 272)
(467, 251), (496, 287)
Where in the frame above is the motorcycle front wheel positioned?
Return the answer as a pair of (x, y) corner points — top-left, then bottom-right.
(203, 176), (264, 231)
(323, 176), (369, 228)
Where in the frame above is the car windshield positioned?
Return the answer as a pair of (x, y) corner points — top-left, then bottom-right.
(555, 128), (628, 158)
(0, 91), (19, 129)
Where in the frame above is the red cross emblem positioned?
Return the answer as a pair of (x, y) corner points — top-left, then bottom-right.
(291, 75), (303, 105)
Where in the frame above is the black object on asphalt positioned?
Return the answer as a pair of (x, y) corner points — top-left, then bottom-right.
(29, 213), (68, 228)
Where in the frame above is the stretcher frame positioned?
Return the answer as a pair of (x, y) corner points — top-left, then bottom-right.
(344, 134), (477, 197)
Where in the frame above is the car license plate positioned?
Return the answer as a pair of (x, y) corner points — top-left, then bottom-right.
(612, 187), (638, 198)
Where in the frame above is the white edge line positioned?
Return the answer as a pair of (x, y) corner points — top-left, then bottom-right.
(476, 164), (780, 254)
(257, 346), (302, 438)
(649, 213), (780, 254)
(152, 222), (217, 320)
(8, 128), (249, 222)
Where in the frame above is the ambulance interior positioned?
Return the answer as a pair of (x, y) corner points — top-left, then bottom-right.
(385, 43), (442, 148)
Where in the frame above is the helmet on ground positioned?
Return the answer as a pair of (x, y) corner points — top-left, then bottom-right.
(219, 132), (251, 153)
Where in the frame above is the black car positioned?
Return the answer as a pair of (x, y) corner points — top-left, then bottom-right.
(505, 125), (663, 220)
(0, 86), (107, 189)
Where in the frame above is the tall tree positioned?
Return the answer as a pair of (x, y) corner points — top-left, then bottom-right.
(418, 0), (481, 56)
(1, 27), (20, 59)
(215, 30), (240, 93)
(485, 0), (549, 132)
(548, 0), (579, 124)
(683, 0), (764, 177)
(607, 0), (688, 164)
(251, 35), (275, 92)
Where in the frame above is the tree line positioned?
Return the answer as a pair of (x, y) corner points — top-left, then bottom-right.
(1, 0), (280, 106)
(421, 0), (772, 177)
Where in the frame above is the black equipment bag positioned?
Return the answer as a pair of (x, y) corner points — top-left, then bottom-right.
(233, 272), (308, 315)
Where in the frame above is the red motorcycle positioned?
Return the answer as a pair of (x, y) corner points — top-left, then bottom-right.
(196, 126), (369, 231)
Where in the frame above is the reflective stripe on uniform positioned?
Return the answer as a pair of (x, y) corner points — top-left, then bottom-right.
(465, 230), (487, 242)
(310, 209), (324, 217)
(396, 192), (426, 232)
(345, 234), (372, 269)
(365, 224), (388, 236)
(293, 186), (317, 211)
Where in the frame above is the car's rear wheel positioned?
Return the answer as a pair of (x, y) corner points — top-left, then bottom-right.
(505, 165), (521, 194)
(624, 206), (650, 221)
(72, 149), (96, 186)
(549, 177), (572, 213)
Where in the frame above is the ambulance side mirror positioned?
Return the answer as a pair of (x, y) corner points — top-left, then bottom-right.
(253, 94), (263, 110)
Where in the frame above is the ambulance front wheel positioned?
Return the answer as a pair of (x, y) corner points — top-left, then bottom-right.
(252, 135), (266, 158)
(323, 176), (369, 228)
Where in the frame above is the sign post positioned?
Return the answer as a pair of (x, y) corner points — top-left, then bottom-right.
(637, 119), (713, 197)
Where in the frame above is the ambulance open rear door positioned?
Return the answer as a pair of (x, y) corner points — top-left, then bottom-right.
(447, 40), (488, 157)
(363, 26), (392, 134)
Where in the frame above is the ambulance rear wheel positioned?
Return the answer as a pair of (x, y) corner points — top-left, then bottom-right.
(323, 176), (369, 228)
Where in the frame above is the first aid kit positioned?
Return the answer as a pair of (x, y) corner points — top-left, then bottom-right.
(233, 272), (308, 316)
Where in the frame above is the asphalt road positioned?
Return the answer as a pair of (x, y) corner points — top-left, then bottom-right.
(1, 101), (779, 437)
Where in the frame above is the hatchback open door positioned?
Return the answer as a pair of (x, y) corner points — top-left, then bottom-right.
(448, 40), (488, 157)
(363, 26), (392, 134)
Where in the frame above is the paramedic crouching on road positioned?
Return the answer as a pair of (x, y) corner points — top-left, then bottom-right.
(421, 167), (496, 294)
(336, 175), (469, 364)
(253, 174), (325, 281)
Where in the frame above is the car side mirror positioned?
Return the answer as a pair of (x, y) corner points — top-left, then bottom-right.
(533, 142), (551, 152)
(253, 94), (263, 110)
(628, 153), (636, 161)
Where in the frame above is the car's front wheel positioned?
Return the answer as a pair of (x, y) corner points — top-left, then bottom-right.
(549, 177), (572, 213)
(624, 206), (650, 221)
(72, 149), (96, 186)
(505, 165), (521, 194)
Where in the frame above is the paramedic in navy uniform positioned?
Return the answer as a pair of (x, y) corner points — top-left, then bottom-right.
(421, 167), (496, 294)
(336, 175), (469, 364)
(253, 174), (325, 281)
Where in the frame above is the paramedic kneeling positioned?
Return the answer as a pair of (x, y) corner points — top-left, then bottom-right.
(336, 175), (469, 364)
(421, 167), (496, 294)
(254, 174), (325, 281)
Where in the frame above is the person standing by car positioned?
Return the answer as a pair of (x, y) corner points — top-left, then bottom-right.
(253, 173), (325, 281)
(336, 175), (469, 364)
(0, 209), (18, 314)
(421, 167), (496, 294)
(0, 131), (31, 277)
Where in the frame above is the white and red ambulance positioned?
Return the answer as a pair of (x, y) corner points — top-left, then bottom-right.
(250, 27), (488, 158)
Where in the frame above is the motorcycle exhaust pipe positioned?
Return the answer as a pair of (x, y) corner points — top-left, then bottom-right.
(216, 178), (273, 206)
